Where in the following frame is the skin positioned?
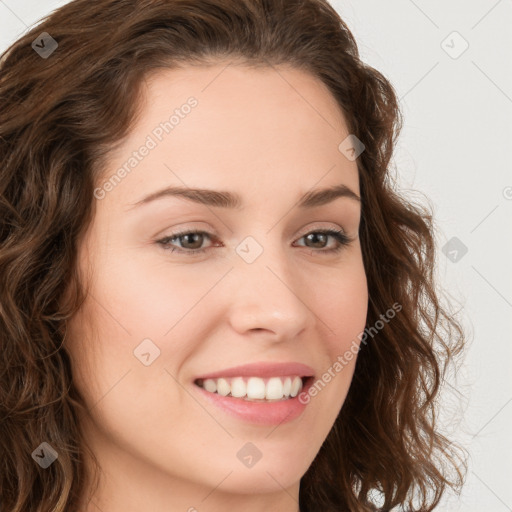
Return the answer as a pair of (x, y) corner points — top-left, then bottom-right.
(65, 61), (368, 512)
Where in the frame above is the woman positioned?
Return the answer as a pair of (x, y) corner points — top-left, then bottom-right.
(0, 0), (466, 510)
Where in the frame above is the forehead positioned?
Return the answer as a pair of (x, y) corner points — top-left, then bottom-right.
(99, 62), (360, 207)
(141, 62), (351, 139)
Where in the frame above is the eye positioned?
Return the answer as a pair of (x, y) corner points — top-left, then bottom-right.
(293, 228), (352, 254)
(156, 228), (352, 256)
(157, 229), (216, 255)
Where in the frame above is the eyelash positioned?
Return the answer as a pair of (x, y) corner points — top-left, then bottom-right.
(156, 228), (352, 256)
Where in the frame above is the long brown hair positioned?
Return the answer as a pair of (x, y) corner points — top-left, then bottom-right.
(0, 0), (466, 510)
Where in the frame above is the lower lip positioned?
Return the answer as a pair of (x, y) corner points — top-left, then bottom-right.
(193, 377), (314, 426)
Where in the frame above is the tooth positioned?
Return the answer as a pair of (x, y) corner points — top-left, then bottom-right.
(266, 377), (284, 400)
(199, 375), (306, 400)
(290, 376), (302, 397)
(246, 377), (266, 399)
(203, 379), (217, 393)
(282, 377), (292, 397)
(230, 377), (246, 398)
(216, 378), (230, 396)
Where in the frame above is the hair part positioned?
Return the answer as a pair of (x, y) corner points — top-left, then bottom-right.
(0, 1), (466, 510)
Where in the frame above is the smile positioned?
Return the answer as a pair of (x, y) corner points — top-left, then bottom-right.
(194, 375), (308, 402)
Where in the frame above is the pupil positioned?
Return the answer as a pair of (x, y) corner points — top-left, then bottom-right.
(183, 233), (202, 249)
(307, 233), (326, 248)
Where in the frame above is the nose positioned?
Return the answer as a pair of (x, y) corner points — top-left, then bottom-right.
(226, 240), (312, 342)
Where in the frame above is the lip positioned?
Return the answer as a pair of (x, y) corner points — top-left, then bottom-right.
(193, 361), (315, 381)
(193, 376), (314, 425)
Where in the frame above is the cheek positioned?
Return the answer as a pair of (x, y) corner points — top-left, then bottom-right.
(88, 249), (224, 339)
(307, 256), (368, 351)
(65, 251), (230, 404)
(302, 253), (368, 396)
(295, 258), (367, 443)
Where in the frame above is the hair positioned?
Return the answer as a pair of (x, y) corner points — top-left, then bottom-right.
(0, 0), (467, 510)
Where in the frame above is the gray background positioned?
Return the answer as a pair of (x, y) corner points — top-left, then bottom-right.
(1, 0), (511, 510)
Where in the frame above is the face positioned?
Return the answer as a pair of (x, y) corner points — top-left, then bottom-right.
(66, 62), (368, 511)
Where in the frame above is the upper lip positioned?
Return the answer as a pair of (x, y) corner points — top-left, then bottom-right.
(194, 361), (315, 381)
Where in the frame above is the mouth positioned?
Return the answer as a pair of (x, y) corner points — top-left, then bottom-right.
(193, 375), (313, 402)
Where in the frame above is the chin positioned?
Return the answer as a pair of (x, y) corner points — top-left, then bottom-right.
(220, 469), (301, 495)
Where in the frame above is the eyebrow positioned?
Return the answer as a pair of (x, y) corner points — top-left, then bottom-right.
(127, 183), (361, 211)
